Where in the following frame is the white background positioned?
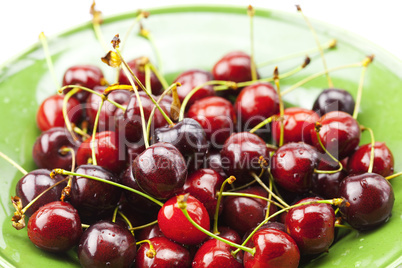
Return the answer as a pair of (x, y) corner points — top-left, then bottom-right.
(0, 0), (401, 65)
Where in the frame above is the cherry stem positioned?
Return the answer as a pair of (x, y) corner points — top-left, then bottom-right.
(59, 146), (76, 202)
(136, 239), (156, 258)
(296, 5), (333, 88)
(353, 55), (374, 119)
(112, 206), (119, 223)
(178, 80), (228, 121)
(51, 169), (164, 207)
(81, 223), (90, 229)
(274, 67), (285, 147)
(265, 178), (273, 220)
(335, 223), (354, 230)
(257, 39), (336, 67)
(213, 176), (236, 234)
(0, 151), (28, 175)
(360, 126), (375, 173)
(90, 0), (108, 52)
(38, 32), (60, 89)
(385, 171), (402, 180)
(280, 60), (364, 96)
(117, 211), (135, 236)
(62, 87), (80, 141)
(130, 220), (158, 231)
(249, 115), (276, 134)
(140, 24), (163, 74)
(91, 97), (106, 166)
(221, 192), (285, 210)
(148, 60), (169, 90)
(177, 194), (256, 255)
(248, 5), (257, 81)
(144, 63), (152, 93)
(250, 171), (290, 208)
(73, 126), (91, 140)
(314, 122), (343, 174)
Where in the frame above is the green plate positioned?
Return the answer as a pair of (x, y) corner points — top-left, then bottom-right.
(0, 5), (401, 268)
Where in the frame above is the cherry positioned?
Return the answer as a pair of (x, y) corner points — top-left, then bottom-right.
(137, 223), (165, 241)
(207, 226), (242, 244)
(173, 69), (215, 107)
(271, 142), (319, 193)
(311, 170), (347, 199)
(158, 194), (210, 245)
(133, 142), (187, 199)
(192, 238), (243, 268)
(180, 168), (225, 218)
(32, 127), (81, 171)
(205, 150), (227, 179)
(27, 201), (82, 252)
(220, 132), (271, 184)
(16, 169), (66, 216)
(234, 82), (279, 129)
(135, 236), (191, 268)
(62, 64), (105, 102)
(347, 142), (394, 177)
(212, 51), (257, 84)
(78, 220), (136, 268)
(69, 165), (122, 222)
(118, 56), (163, 95)
(243, 228), (300, 268)
(76, 130), (126, 174)
(187, 96), (236, 147)
(36, 94), (82, 132)
(152, 118), (209, 172)
(310, 111), (360, 160)
(312, 88), (355, 116)
(338, 173), (394, 230)
(271, 107), (320, 145)
(285, 197), (336, 255)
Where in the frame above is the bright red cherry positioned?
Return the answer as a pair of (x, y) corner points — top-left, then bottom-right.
(212, 51), (257, 83)
(27, 201), (82, 252)
(158, 194), (210, 245)
(192, 239), (243, 268)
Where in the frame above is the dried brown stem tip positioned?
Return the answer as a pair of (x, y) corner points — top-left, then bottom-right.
(302, 56), (311, 68)
(315, 121), (322, 132)
(227, 176), (236, 184)
(258, 156), (269, 169)
(296, 5), (302, 11)
(101, 51), (122, 68)
(247, 5), (255, 17)
(177, 193), (190, 210)
(11, 196), (25, 230)
(112, 34), (121, 49)
(90, 0), (103, 24)
(273, 67), (279, 80)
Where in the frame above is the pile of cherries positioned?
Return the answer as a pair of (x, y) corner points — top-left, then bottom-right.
(9, 7), (397, 268)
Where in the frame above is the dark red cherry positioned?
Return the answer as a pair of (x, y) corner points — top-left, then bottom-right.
(222, 186), (277, 236)
(208, 226), (242, 244)
(137, 223), (165, 241)
(69, 165), (122, 222)
(205, 150), (227, 179)
(152, 118), (209, 172)
(243, 228), (300, 268)
(16, 169), (67, 216)
(36, 94), (82, 132)
(27, 201), (82, 252)
(76, 131), (126, 174)
(133, 142), (187, 199)
(212, 51), (257, 83)
(285, 197), (336, 255)
(311, 170), (347, 199)
(173, 69), (215, 107)
(118, 56), (163, 95)
(271, 107), (320, 145)
(158, 194), (210, 245)
(32, 127), (81, 171)
(62, 65), (105, 102)
(310, 111), (360, 160)
(338, 173), (394, 230)
(78, 220), (136, 268)
(220, 132), (272, 184)
(234, 82), (279, 130)
(192, 239), (243, 268)
(187, 96), (236, 147)
(86, 86), (131, 132)
(135, 236), (191, 268)
(347, 142), (394, 177)
(271, 142), (319, 193)
(312, 88), (355, 116)
(180, 168), (225, 218)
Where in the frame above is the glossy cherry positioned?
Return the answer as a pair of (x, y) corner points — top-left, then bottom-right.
(205, 150), (227, 179)
(243, 228), (300, 268)
(285, 197), (336, 255)
(347, 142), (394, 177)
(135, 236), (191, 268)
(27, 201), (82, 252)
(271, 107), (320, 145)
(312, 88), (355, 116)
(36, 94), (82, 132)
(137, 223), (165, 241)
(16, 169), (66, 216)
(173, 69), (215, 107)
(133, 142), (187, 199)
(187, 96), (236, 147)
(212, 51), (257, 84)
(271, 142), (319, 193)
(78, 220), (136, 268)
(338, 173), (394, 230)
(32, 127), (81, 171)
(311, 170), (347, 199)
(158, 194), (210, 245)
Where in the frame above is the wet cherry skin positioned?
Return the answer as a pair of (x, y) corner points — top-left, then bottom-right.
(158, 194), (210, 245)
(27, 201), (82, 252)
(135, 236), (191, 268)
(212, 51), (257, 83)
(347, 142), (394, 177)
(311, 170), (347, 199)
(285, 197), (336, 255)
(243, 228), (300, 268)
(78, 220), (136, 268)
(312, 88), (355, 116)
(338, 173), (394, 231)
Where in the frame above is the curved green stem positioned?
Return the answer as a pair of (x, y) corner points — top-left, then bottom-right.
(361, 126), (375, 173)
(213, 176), (236, 234)
(353, 56), (373, 119)
(130, 220), (158, 231)
(91, 97), (105, 166)
(250, 171), (289, 208)
(39, 32), (60, 89)
(62, 87), (80, 141)
(0, 151), (28, 175)
(221, 192), (285, 210)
